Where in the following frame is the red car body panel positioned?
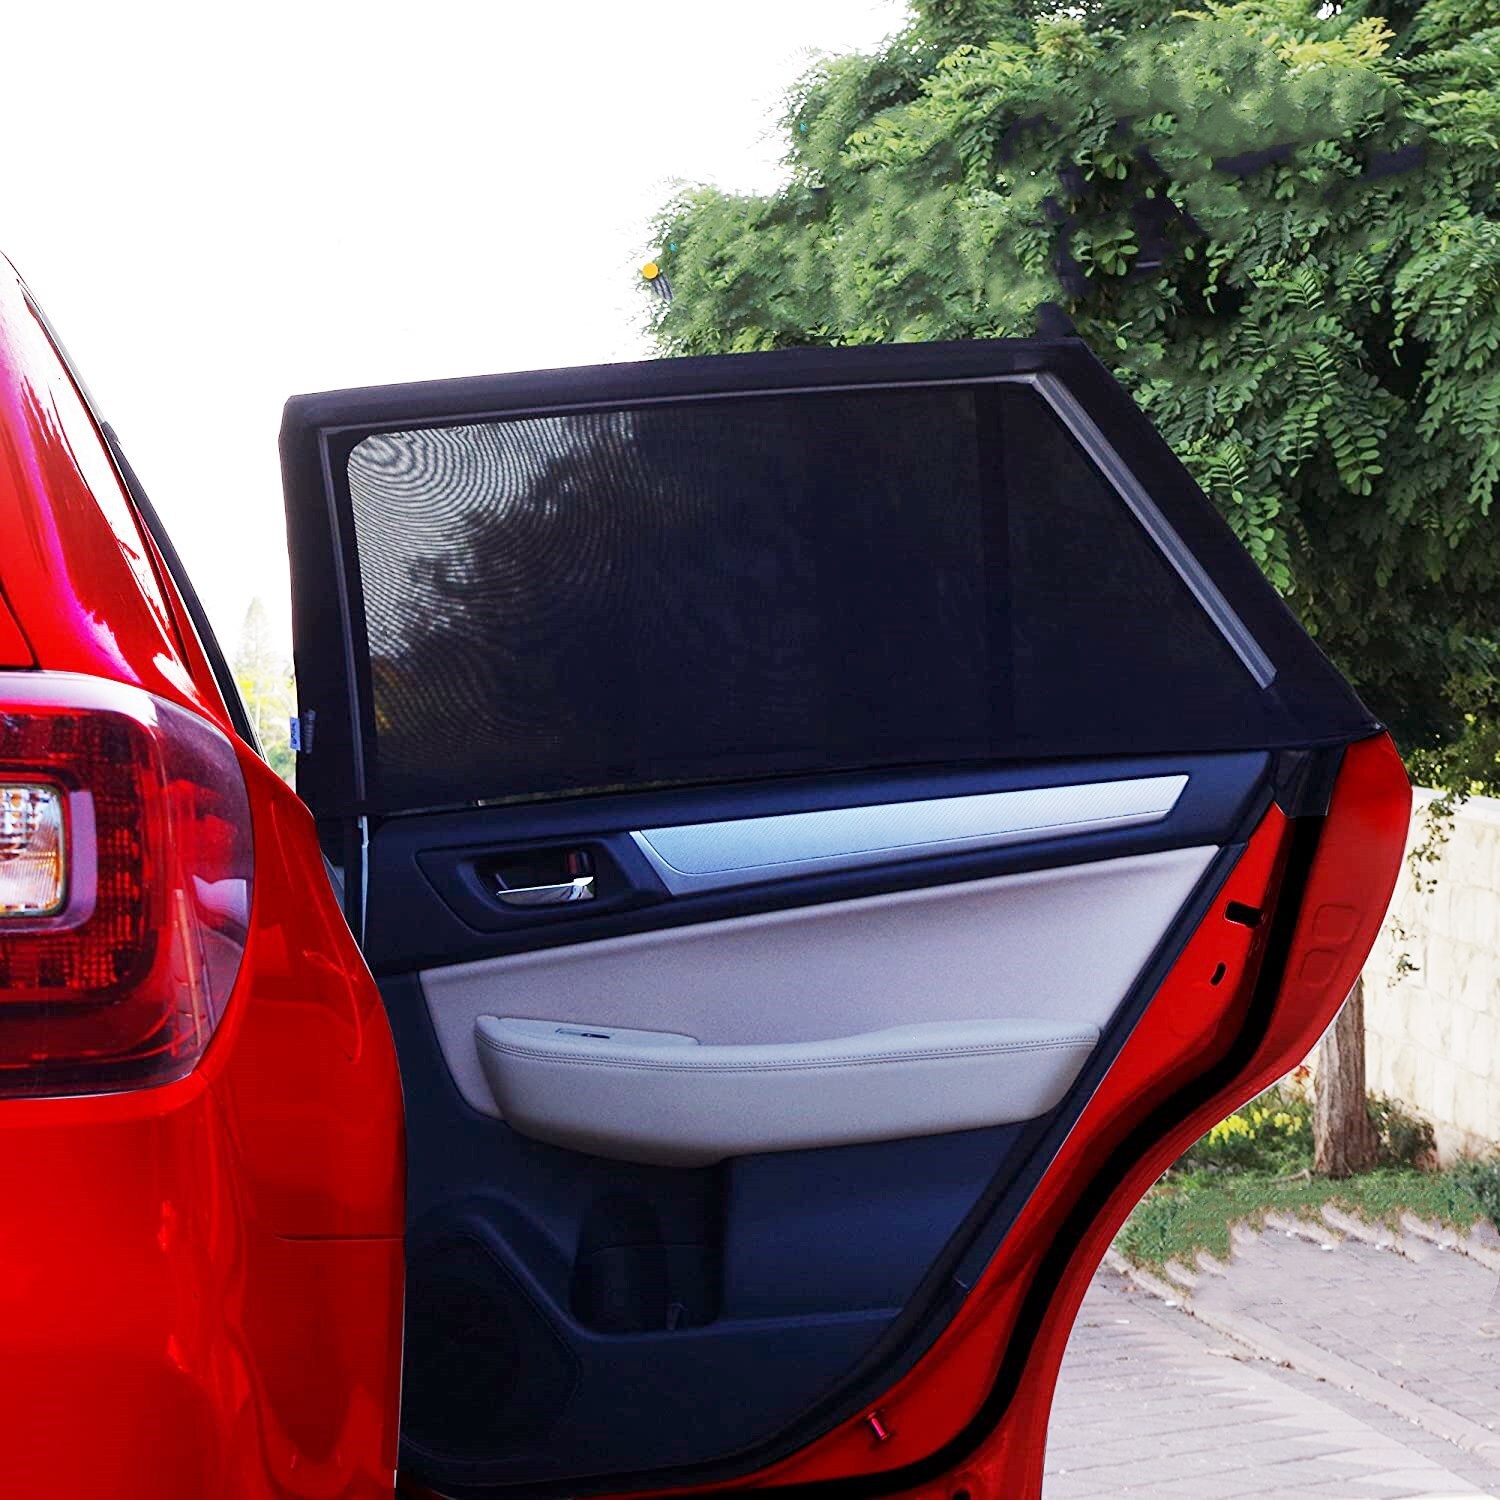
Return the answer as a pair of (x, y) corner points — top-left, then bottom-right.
(0, 586), (32, 667)
(0, 259), (406, 1494)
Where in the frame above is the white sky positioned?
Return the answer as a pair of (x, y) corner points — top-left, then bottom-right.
(3, 0), (906, 658)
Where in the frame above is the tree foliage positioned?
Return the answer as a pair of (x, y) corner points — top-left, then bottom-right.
(648, 0), (1500, 789)
(233, 597), (295, 783)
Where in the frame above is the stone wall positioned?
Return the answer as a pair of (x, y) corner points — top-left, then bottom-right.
(1359, 790), (1500, 1161)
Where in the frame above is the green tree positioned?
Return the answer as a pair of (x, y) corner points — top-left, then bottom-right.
(233, 597), (296, 783)
(648, 0), (1500, 790)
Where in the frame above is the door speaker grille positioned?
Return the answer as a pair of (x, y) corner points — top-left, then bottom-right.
(402, 1231), (579, 1463)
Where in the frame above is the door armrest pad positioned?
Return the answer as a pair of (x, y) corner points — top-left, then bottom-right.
(475, 1016), (1099, 1166)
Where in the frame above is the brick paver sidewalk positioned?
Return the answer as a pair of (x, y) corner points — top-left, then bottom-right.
(1046, 1225), (1500, 1500)
(1188, 1215), (1500, 1446)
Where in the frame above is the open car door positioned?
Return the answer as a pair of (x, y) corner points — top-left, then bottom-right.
(281, 338), (1410, 1500)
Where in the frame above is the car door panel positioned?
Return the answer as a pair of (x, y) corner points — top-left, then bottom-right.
(360, 765), (1254, 1487)
(346, 770), (1260, 1489)
(279, 339), (1408, 1499)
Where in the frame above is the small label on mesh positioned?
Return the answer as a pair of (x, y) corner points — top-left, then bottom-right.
(290, 711), (316, 754)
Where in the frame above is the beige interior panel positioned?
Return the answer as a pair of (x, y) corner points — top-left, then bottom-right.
(423, 845), (1217, 1117)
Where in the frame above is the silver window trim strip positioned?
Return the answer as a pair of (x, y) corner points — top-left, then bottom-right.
(630, 774), (1188, 895)
(1027, 372), (1276, 688)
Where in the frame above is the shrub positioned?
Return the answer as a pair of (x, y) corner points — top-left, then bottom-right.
(1452, 1157), (1500, 1232)
(1368, 1092), (1437, 1169)
(1179, 1084), (1312, 1174)
(1180, 1084), (1436, 1175)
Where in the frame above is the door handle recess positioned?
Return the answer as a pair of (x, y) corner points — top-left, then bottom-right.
(485, 848), (597, 909)
(494, 874), (595, 908)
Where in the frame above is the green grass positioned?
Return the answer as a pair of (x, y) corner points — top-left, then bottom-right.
(1114, 1168), (1489, 1274)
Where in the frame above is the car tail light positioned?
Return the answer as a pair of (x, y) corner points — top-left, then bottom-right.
(0, 673), (253, 1096)
(0, 784), (66, 915)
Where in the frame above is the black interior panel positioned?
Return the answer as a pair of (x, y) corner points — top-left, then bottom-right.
(399, 1129), (1024, 1485)
(364, 753), (1267, 973)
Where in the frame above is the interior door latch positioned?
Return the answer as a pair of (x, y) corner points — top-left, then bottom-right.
(488, 849), (595, 908)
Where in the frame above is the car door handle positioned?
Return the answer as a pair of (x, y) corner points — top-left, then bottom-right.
(493, 874), (596, 908)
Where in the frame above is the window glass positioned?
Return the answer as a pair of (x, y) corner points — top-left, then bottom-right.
(346, 385), (1256, 808)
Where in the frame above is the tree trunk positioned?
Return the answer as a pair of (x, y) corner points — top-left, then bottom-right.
(1313, 975), (1381, 1178)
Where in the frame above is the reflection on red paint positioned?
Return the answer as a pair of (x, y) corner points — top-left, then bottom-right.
(0, 257), (214, 718)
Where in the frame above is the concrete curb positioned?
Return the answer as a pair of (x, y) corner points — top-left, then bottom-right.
(1402, 1212), (1500, 1273)
(1102, 1251), (1186, 1308)
(1321, 1203), (1412, 1257)
(1263, 1209), (1341, 1251)
(1162, 1257), (1199, 1291)
(1194, 1248), (1230, 1277)
(1102, 1246), (1500, 1469)
(1311, 1203), (1500, 1272)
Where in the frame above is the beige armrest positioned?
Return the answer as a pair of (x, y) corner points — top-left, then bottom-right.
(475, 1015), (1099, 1167)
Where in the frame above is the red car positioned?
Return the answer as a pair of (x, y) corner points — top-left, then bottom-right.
(0, 254), (1409, 1499)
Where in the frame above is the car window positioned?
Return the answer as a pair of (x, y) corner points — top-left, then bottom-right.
(343, 382), (1267, 810)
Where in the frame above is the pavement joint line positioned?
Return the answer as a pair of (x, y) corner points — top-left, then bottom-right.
(1100, 1248), (1500, 1470)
